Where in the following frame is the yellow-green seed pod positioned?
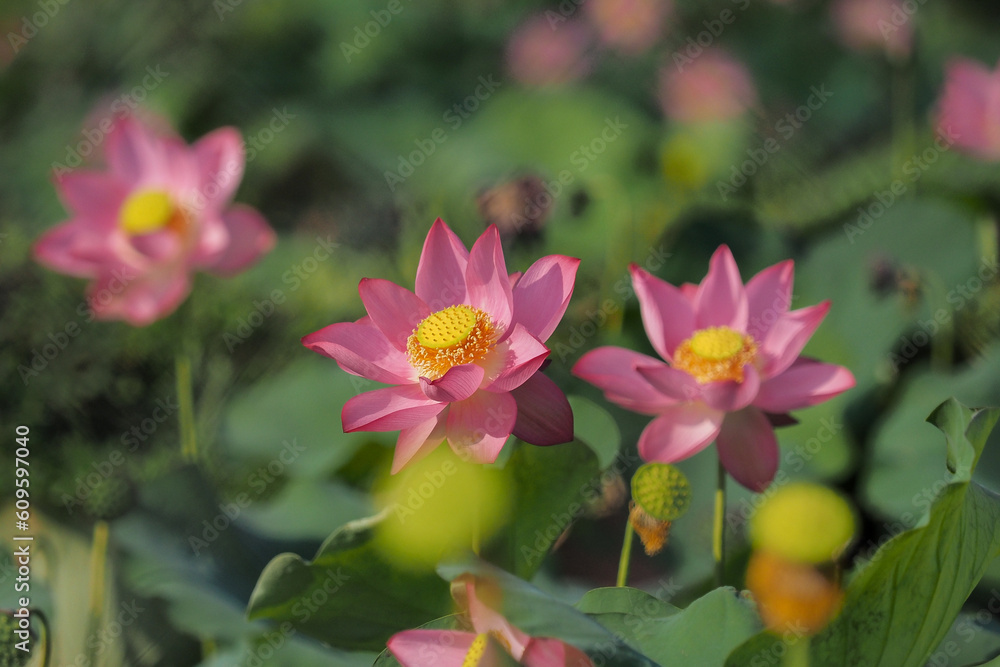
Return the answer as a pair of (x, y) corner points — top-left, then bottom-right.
(631, 463), (691, 522)
(750, 483), (856, 565)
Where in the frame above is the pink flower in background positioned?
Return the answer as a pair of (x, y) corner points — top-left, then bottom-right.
(585, 0), (673, 55)
(659, 49), (757, 123)
(937, 57), (1000, 161)
(34, 116), (275, 326)
(303, 219), (578, 472)
(388, 575), (594, 667)
(831, 0), (911, 60)
(507, 15), (592, 87)
(573, 246), (855, 491)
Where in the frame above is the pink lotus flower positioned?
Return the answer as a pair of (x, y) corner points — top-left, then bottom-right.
(34, 116), (276, 326)
(937, 57), (1000, 161)
(303, 219), (578, 472)
(573, 246), (855, 491)
(659, 48), (757, 123)
(388, 575), (594, 667)
(507, 15), (593, 87)
(585, 0), (673, 55)
(831, 0), (911, 60)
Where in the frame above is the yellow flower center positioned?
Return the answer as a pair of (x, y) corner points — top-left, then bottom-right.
(462, 634), (489, 667)
(119, 190), (184, 236)
(672, 326), (757, 384)
(406, 305), (496, 380)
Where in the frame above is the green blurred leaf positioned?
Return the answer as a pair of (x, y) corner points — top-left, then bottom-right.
(727, 398), (1000, 667)
(568, 395), (621, 469)
(246, 514), (452, 652)
(485, 441), (600, 579)
(582, 587), (759, 667)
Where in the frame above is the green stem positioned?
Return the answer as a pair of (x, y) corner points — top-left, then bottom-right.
(616, 520), (635, 587)
(713, 456), (726, 587)
(34, 609), (51, 667)
(176, 351), (198, 463)
(85, 521), (109, 667)
(784, 636), (810, 667)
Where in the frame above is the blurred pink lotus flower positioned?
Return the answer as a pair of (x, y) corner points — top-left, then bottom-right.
(573, 246), (855, 491)
(388, 575), (594, 667)
(303, 219), (578, 472)
(831, 0), (911, 60)
(659, 49), (757, 123)
(585, 0), (673, 55)
(34, 116), (275, 326)
(937, 57), (1000, 161)
(507, 15), (592, 87)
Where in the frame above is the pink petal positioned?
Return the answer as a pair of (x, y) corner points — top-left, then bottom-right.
(523, 638), (595, 667)
(342, 384), (445, 432)
(716, 407), (779, 492)
(387, 630), (477, 667)
(486, 324), (549, 392)
(636, 364), (701, 402)
(54, 171), (128, 220)
(301, 319), (415, 384)
(192, 127), (244, 208)
(510, 372), (573, 446)
(34, 222), (103, 277)
(511, 255), (580, 341)
(104, 116), (175, 186)
(392, 410), (448, 474)
(754, 358), (856, 414)
(630, 264), (695, 360)
(467, 577), (530, 661)
(572, 347), (676, 415)
(466, 225), (514, 329)
(760, 301), (831, 377)
(415, 218), (469, 311)
(420, 364), (485, 403)
(446, 390), (517, 463)
(637, 403), (724, 463)
(938, 58), (1000, 160)
(204, 205), (276, 276)
(744, 260), (793, 342)
(694, 245), (748, 331)
(700, 365), (761, 412)
(88, 263), (191, 326)
(359, 278), (431, 351)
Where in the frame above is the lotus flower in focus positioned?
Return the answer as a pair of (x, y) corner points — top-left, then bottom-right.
(387, 575), (594, 667)
(303, 219), (578, 473)
(34, 115), (276, 326)
(573, 246), (855, 491)
(659, 48), (757, 123)
(937, 57), (1000, 161)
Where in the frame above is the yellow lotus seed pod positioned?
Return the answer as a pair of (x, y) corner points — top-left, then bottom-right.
(631, 463), (691, 522)
(750, 483), (855, 565)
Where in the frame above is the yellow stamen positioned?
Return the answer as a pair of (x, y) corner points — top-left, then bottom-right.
(673, 326), (757, 383)
(407, 305), (496, 380)
(119, 190), (184, 236)
(462, 634), (489, 667)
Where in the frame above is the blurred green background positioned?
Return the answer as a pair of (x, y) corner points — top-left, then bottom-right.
(2, 0), (1000, 665)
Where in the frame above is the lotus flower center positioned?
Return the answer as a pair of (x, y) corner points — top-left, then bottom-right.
(461, 634), (490, 667)
(673, 326), (757, 384)
(119, 190), (182, 236)
(407, 305), (496, 380)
